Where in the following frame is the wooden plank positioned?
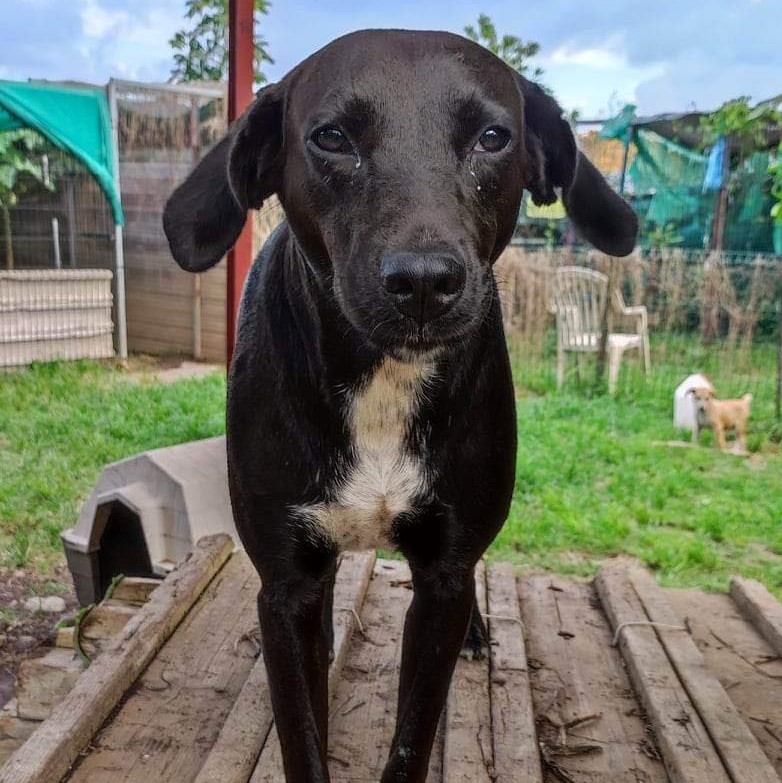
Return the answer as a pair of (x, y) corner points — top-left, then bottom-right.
(55, 604), (137, 656)
(322, 559), (443, 783)
(668, 588), (782, 778)
(520, 574), (668, 782)
(487, 562), (543, 783)
(109, 576), (161, 605)
(595, 565), (732, 783)
(630, 567), (779, 783)
(443, 562), (493, 783)
(0, 534), (233, 783)
(252, 556), (416, 783)
(195, 552), (375, 783)
(731, 578), (782, 658)
(66, 552), (260, 783)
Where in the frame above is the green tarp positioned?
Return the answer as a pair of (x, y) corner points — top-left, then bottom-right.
(0, 80), (123, 225)
(600, 106), (776, 252)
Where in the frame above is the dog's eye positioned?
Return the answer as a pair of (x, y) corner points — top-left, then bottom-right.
(312, 126), (353, 154)
(474, 127), (511, 153)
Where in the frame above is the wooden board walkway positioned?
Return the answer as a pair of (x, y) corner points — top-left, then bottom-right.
(2, 536), (782, 783)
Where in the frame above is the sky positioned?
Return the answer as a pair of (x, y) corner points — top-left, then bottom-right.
(2, 0), (781, 118)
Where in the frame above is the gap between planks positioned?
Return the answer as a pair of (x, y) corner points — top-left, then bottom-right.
(0, 534), (234, 783)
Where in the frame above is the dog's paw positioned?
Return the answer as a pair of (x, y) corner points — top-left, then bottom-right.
(461, 615), (490, 661)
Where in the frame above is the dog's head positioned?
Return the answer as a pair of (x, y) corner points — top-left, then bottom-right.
(164, 29), (637, 356)
(688, 386), (715, 413)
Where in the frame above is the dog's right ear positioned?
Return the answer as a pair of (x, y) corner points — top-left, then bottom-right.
(163, 82), (284, 272)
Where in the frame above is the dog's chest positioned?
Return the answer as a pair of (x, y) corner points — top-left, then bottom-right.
(301, 358), (435, 551)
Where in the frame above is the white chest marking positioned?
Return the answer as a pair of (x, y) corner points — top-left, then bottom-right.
(298, 357), (435, 551)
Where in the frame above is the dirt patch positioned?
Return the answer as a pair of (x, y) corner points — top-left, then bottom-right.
(0, 564), (78, 709)
(123, 355), (223, 385)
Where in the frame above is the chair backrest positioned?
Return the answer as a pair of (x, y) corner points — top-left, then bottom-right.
(551, 266), (608, 349)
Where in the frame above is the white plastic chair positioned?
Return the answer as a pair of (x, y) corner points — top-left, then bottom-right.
(551, 266), (651, 394)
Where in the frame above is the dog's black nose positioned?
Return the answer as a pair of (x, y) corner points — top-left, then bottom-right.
(380, 253), (465, 325)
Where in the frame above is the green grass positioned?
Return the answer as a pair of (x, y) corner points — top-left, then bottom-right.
(1, 336), (781, 597)
(496, 333), (782, 595)
(0, 361), (225, 572)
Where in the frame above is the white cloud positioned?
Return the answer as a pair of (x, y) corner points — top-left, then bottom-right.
(537, 36), (667, 117)
(547, 39), (625, 70)
(80, 0), (129, 39)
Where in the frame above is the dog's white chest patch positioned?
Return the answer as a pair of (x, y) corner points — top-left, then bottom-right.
(298, 357), (435, 551)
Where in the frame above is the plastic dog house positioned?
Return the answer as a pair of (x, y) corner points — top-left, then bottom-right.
(62, 436), (237, 605)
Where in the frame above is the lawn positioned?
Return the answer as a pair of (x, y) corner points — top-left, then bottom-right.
(499, 333), (782, 594)
(0, 361), (226, 573)
(1, 335), (781, 596)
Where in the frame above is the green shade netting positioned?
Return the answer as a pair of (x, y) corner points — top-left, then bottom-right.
(600, 111), (776, 251)
(0, 80), (123, 225)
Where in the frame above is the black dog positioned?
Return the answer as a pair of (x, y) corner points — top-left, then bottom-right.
(164, 29), (636, 783)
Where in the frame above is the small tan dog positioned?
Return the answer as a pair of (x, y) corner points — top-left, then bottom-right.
(689, 387), (752, 452)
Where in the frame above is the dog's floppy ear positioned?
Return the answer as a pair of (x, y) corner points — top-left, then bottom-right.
(163, 82), (284, 272)
(517, 77), (638, 257)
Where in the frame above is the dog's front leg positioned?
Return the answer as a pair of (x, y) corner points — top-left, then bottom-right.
(381, 563), (475, 783)
(258, 570), (335, 783)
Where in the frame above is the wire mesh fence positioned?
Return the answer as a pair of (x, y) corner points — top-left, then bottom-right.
(516, 119), (782, 256)
(496, 246), (782, 439)
(2, 136), (116, 273)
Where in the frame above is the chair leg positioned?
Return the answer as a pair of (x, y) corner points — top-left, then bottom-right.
(608, 347), (622, 395)
(642, 335), (651, 375)
(557, 346), (566, 389)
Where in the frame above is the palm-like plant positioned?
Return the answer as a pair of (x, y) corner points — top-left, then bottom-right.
(0, 129), (51, 269)
(170, 0), (273, 86)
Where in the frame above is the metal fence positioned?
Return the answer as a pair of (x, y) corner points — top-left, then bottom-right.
(495, 247), (782, 422)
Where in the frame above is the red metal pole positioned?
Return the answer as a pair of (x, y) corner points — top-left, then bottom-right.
(226, 0), (255, 367)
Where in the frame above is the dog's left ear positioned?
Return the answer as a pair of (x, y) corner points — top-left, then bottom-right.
(517, 77), (638, 257)
(163, 82), (284, 272)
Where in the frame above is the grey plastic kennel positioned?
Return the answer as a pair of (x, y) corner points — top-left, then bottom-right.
(62, 436), (237, 605)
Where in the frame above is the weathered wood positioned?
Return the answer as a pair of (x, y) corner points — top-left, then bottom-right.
(67, 551), (259, 783)
(668, 587), (782, 779)
(108, 576), (161, 605)
(56, 604), (138, 653)
(324, 558), (444, 783)
(196, 551), (375, 783)
(15, 650), (85, 721)
(731, 577), (782, 658)
(520, 574), (668, 782)
(595, 565), (732, 783)
(250, 558), (404, 783)
(487, 562), (542, 783)
(0, 534), (233, 783)
(443, 562), (493, 783)
(630, 567), (779, 783)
